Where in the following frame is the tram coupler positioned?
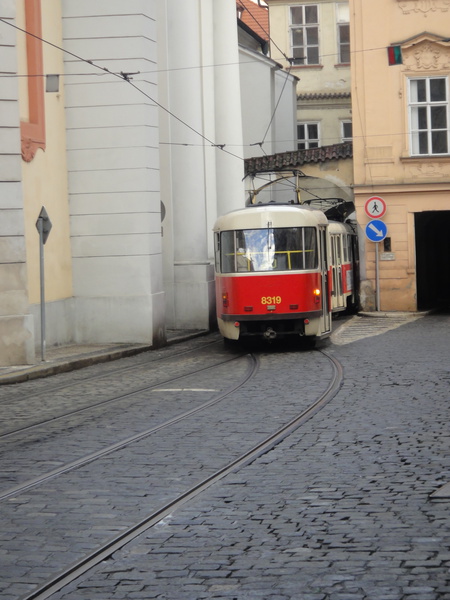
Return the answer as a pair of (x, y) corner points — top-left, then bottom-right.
(263, 327), (277, 340)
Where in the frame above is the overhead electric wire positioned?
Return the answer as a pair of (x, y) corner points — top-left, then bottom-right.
(0, 2), (415, 85)
(0, 16), (245, 163)
(2, 0), (299, 161)
(0, 13), (309, 160)
(1, 12), (386, 170)
(245, 171), (339, 199)
(261, 64), (293, 146)
(0, 58), (272, 79)
(0, 41), (397, 79)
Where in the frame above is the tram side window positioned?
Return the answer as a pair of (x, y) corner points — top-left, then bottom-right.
(347, 235), (353, 262)
(214, 233), (221, 272)
(220, 231), (236, 273)
(303, 227), (317, 269)
(331, 235), (337, 266)
(343, 235), (349, 263)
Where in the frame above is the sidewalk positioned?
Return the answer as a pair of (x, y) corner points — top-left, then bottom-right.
(0, 329), (208, 385)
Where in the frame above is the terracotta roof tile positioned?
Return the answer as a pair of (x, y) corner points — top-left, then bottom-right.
(244, 142), (353, 175)
(297, 92), (351, 101)
(237, 0), (269, 42)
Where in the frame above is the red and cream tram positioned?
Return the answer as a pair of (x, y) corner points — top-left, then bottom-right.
(328, 220), (358, 313)
(213, 204), (333, 342)
(213, 202), (359, 343)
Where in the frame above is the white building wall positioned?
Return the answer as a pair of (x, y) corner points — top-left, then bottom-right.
(0, 1), (34, 365)
(62, 0), (165, 345)
(159, 0), (246, 330)
(240, 49), (275, 158)
(273, 68), (297, 153)
(240, 46), (297, 158)
(212, 0), (246, 219)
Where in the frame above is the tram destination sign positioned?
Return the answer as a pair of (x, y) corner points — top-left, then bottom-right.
(365, 219), (388, 242)
(365, 196), (387, 219)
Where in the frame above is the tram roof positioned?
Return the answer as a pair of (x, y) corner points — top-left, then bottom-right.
(213, 204), (329, 231)
(328, 220), (351, 234)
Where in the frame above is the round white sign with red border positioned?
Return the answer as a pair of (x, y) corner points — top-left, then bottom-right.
(364, 196), (386, 219)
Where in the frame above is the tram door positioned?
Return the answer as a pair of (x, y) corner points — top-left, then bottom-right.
(319, 226), (331, 334)
(331, 235), (344, 310)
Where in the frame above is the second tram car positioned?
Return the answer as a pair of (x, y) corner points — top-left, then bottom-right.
(328, 220), (358, 313)
(213, 203), (358, 343)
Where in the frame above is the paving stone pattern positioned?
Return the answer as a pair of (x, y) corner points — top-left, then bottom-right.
(0, 344), (252, 491)
(0, 337), (332, 599)
(53, 312), (450, 600)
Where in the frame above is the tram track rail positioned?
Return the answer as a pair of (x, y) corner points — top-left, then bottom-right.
(0, 340), (235, 440)
(0, 353), (259, 502)
(18, 349), (343, 600)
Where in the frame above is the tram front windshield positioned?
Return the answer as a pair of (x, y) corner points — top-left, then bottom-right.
(220, 227), (317, 273)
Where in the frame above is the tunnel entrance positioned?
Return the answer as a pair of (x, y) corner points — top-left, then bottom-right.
(415, 211), (450, 310)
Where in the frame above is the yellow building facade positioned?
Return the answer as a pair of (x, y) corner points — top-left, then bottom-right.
(0, 0), (72, 365)
(18, 0), (73, 307)
(350, 0), (450, 311)
(266, 0), (352, 150)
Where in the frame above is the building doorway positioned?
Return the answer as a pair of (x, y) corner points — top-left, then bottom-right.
(415, 211), (450, 310)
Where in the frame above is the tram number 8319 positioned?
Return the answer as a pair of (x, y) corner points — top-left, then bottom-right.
(261, 296), (282, 305)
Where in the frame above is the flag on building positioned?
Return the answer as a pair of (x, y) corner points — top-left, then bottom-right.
(388, 46), (402, 65)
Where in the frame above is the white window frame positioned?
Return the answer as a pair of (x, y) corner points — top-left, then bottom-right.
(336, 4), (350, 64)
(337, 23), (350, 64)
(408, 76), (450, 156)
(289, 5), (320, 66)
(297, 122), (320, 149)
(341, 120), (352, 142)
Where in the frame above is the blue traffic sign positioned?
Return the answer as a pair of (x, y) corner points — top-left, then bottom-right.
(365, 219), (387, 242)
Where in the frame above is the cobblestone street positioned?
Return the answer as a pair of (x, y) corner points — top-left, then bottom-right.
(1, 312), (449, 600)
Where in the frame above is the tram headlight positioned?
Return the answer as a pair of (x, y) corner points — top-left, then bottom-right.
(313, 288), (321, 304)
